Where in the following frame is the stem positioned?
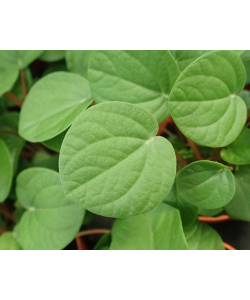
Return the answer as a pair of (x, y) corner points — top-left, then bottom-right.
(76, 229), (110, 237)
(159, 125), (173, 136)
(175, 150), (188, 167)
(0, 129), (19, 136)
(198, 214), (231, 223)
(3, 92), (22, 108)
(75, 236), (88, 250)
(185, 137), (203, 160)
(223, 242), (236, 250)
(173, 123), (186, 142)
(20, 69), (27, 98)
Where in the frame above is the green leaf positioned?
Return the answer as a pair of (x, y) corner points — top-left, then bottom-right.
(42, 130), (67, 152)
(198, 207), (223, 217)
(110, 203), (188, 250)
(19, 72), (92, 142)
(94, 232), (111, 250)
(59, 102), (176, 218)
(15, 167), (85, 250)
(0, 232), (22, 250)
(241, 50), (250, 84)
(88, 50), (180, 123)
(220, 128), (250, 165)
(239, 90), (250, 109)
(0, 65), (19, 96)
(0, 139), (12, 202)
(183, 221), (199, 239)
(176, 161), (235, 209)
(0, 112), (25, 173)
(169, 50), (247, 147)
(0, 50), (44, 69)
(66, 50), (93, 78)
(225, 169), (250, 221)
(32, 151), (59, 171)
(10, 68), (33, 100)
(42, 61), (68, 76)
(163, 179), (198, 226)
(39, 50), (65, 62)
(186, 222), (224, 250)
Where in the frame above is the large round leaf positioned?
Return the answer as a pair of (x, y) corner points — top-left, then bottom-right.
(0, 139), (12, 202)
(220, 128), (250, 165)
(19, 72), (92, 142)
(0, 65), (19, 96)
(66, 50), (93, 78)
(39, 50), (65, 62)
(225, 169), (250, 221)
(186, 222), (224, 250)
(0, 232), (21, 250)
(15, 167), (85, 250)
(169, 50), (247, 147)
(110, 203), (188, 250)
(88, 50), (180, 124)
(176, 161), (235, 209)
(59, 102), (176, 218)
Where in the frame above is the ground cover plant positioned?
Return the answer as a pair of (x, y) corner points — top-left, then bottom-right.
(0, 50), (250, 250)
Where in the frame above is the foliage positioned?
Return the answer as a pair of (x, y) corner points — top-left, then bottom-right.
(0, 50), (249, 250)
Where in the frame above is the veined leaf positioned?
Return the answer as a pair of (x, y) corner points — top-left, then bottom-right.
(225, 169), (250, 221)
(59, 102), (176, 218)
(110, 203), (188, 250)
(15, 167), (85, 250)
(19, 72), (92, 142)
(220, 128), (250, 165)
(0, 232), (22, 250)
(0, 139), (12, 202)
(176, 161), (235, 209)
(66, 50), (93, 78)
(39, 50), (65, 62)
(169, 50), (247, 147)
(88, 50), (180, 123)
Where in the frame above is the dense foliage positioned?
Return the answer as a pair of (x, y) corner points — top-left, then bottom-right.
(0, 50), (249, 250)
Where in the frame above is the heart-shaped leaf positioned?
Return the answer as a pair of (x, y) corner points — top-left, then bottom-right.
(19, 72), (92, 142)
(110, 203), (188, 250)
(59, 102), (176, 218)
(176, 161), (235, 209)
(0, 232), (22, 250)
(0, 139), (12, 202)
(66, 50), (93, 78)
(225, 169), (250, 221)
(220, 128), (250, 165)
(186, 222), (224, 250)
(88, 50), (180, 123)
(39, 50), (65, 62)
(169, 50), (247, 147)
(15, 167), (85, 250)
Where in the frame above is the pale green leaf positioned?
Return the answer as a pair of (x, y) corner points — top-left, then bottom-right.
(220, 128), (250, 165)
(42, 130), (67, 152)
(15, 167), (85, 250)
(59, 102), (176, 218)
(66, 50), (93, 78)
(19, 72), (92, 142)
(0, 232), (22, 250)
(169, 50), (247, 147)
(198, 207), (223, 217)
(110, 203), (188, 250)
(88, 50), (180, 123)
(32, 152), (59, 171)
(225, 169), (250, 221)
(186, 222), (224, 250)
(0, 139), (12, 202)
(176, 161), (235, 209)
(0, 65), (19, 96)
(40, 50), (65, 62)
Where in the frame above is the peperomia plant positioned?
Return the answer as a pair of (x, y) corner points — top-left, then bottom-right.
(0, 49), (249, 250)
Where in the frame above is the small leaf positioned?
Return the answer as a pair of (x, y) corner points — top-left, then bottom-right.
(42, 130), (67, 152)
(169, 50), (247, 147)
(238, 90), (250, 109)
(0, 65), (19, 96)
(66, 50), (93, 78)
(0, 232), (22, 250)
(19, 72), (92, 142)
(32, 151), (59, 171)
(198, 207), (223, 217)
(110, 203), (188, 250)
(59, 102), (176, 218)
(39, 50), (65, 62)
(220, 128), (250, 165)
(186, 222), (224, 250)
(176, 161), (235, 209)
(88, 50), (180, 123)
(15, 167), (85, 250)
(163, 180), (198, 226)
(0, 139), (12, 202)
(225, 169), (250, 221)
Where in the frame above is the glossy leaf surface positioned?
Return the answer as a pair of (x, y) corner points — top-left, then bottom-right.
(19, 72), (92, 142)
(88, 50), (180, 123)
(0, 232), (22, 250)
(176, 161), (235, 209)
(60, 102), (176, 218)
(15, 168), (85, 250)
(0, 139), (12, 202)
(169, 50), (247, 147)
(110, 203), (188, 250)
